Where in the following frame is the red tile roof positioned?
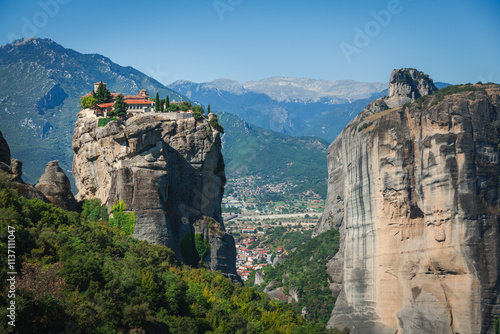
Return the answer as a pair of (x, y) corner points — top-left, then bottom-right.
(124, 100), (153, 105)
(96, 103), (114, 108)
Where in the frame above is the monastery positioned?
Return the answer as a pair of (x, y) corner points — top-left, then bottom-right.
(82, 82), (154, 117)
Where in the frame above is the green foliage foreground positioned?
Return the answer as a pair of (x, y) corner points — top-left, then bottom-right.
(0, 173), (334, 333)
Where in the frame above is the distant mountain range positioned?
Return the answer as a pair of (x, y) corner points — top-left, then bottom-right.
(0, 37), (450, 194)
(169, 78), (389, 140)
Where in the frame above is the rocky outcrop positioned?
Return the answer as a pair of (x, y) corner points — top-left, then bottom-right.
(72, 111), (239, 281)
(385, 68), (438, 108)
(255, 271), (265, 285)
(0, 131), (50, 202)
(316, 69), (500, 334)
(35, 160), (78, 211)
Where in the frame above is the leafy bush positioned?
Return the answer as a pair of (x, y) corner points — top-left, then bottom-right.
(358, 122), (373, 132)
(192, 105), (204, 114)
(97, 117), (118, 127)
(109, 200), (136, 235)
(431, 84), (487, 106)
(209, 117), (225, 133)
(193, 111), (202, 120)
(180, 101), (192, 112)
(81, 95), (97, 109)
(167, 104), (180, 112)
(195, 234), (210, 261)
(81, 198), (108, 223)
(415, 95), (428, 109)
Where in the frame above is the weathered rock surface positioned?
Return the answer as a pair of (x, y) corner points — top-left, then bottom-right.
(0, 131), (50, 202)
(0, 131), (10, 165)
(316, 69), (500, 334)
(72, 111), (239, 281)
(254, 270), (265, 285)
(385, 68), (438, 108)
(35, 160), (78, 211)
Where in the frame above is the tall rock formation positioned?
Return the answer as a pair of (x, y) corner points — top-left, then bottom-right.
(0, 131), (10, 166)
(72, 111), (239, 281)
(315, 69), (500, 333)
(0, 131), (51, 202)
(35, 160), (78, 211)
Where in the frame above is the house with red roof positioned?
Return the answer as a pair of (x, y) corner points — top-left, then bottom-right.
(83, 82), (154, 117)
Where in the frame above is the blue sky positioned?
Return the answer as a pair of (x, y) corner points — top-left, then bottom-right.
(1, 0), (499, 85)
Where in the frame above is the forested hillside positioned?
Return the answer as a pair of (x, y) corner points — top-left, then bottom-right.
(0, 172), (341, 334)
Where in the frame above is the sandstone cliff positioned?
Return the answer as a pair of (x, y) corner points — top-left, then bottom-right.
(72, 111), (239, 281)
(315, 69), (500, 333)
(35, 160), (78, 211)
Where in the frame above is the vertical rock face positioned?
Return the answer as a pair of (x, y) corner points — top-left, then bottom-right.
(316, 69), (500, 334)
(0, 131), (10, 166)
(35, 160), (78, 211)
(72, 111), (239, 281)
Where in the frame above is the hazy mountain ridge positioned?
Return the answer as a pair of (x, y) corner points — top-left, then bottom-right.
(242, 76), (388, 103)
(169, 77), (389, 141)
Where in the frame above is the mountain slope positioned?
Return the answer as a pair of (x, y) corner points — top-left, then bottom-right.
(218, 112), (329, 197)
(0, 37), (185, 185)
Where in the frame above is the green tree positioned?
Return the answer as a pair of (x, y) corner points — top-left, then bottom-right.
(166, 95), (170, 108)
(110, 94), (127, 117)
(92, 81), (111, 104)
(193, 111), (202, 120)
(207, 104), (211, 114)
(154, 92), (160, 112)
(81, 198), (109, 223)
(192, 105), (204, 114)
(81, 95), (97, 109)
(194, 234), (210, 261)
(109, 200), (136, 235)
(168, 104), (180, 112)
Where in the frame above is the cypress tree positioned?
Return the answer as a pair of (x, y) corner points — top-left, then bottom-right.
(207, 104), (211, 114)
(166, 95), (170, 108)
(154, 92), (160, 112)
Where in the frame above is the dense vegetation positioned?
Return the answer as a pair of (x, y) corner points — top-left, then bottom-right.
(249, 229), (340, 326)
(0, 173), (337, 333)
(97, 117), (119, 128)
